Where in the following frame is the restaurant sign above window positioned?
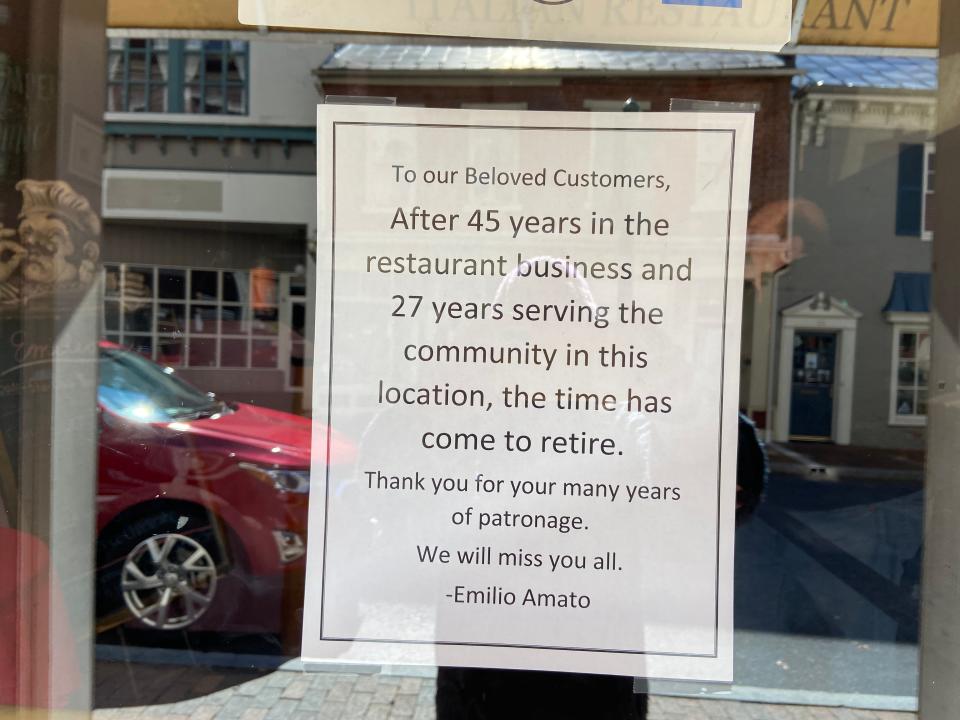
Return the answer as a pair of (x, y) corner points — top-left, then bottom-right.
(799, 0), (938, 49)
(237, 0), (793, 51)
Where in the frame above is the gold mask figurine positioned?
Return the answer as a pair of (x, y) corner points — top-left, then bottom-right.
(0, 179), (101, 304)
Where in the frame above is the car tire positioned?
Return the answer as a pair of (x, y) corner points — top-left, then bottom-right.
(96, 506), (230, 631)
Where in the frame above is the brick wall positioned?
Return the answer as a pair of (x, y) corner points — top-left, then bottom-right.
(319, 74), (793, 215)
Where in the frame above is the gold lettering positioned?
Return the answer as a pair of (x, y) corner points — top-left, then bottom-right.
(882, 0), (910, 31)
(804, 0), (839, 29)
(842, 0), (878, 29)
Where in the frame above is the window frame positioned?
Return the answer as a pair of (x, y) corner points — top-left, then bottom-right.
(107, 38), (249, 116)
(108, 38), (171, 113)
(921, 140), (935, 241)
(887, 315), (931, 426)
(182, 39), (250, 116)
(279, 274), (308, 393)
(102, 263), (281, 371)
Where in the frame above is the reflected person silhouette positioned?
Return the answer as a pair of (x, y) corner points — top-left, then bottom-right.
(434, 256), (651, 719)
(341, 251), (763, 710)
(432, 255), (768, 718)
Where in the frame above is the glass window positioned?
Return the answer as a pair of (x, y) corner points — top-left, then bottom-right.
(923, 141), (935, 240)
(891, 327), (931, 424)
(14, 2), (960, 719)
(98, 346), (220, 422)
(183, 40), (249, 115)
(107, 38), (248, 115)
(101, 265), (281, 369)
(190, 269), (218, 301)
(107, 38), (170, 112)
(157, 268), (186, 298)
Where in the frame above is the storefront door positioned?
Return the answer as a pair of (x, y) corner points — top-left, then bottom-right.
(789, 331), (837, 441)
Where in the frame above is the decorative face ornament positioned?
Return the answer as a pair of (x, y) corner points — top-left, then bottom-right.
(19, 210), (75, 285)
(6, 180), (101, 301)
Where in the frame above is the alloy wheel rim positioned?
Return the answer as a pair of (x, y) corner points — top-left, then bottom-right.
(121, 532), (217, 630)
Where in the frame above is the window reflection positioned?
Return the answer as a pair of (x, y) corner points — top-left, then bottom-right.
(0, 1), (939, 717)
(102, 265), (282, 371)
(108, 38), (248, 115)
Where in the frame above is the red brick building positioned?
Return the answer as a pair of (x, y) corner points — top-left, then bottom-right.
(316, 45), (798, 424)
(315, 46), (794, 219)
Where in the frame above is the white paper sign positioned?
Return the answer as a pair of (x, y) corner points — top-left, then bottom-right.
(239, 0), (791, 52)
(304, 106), (752, 681)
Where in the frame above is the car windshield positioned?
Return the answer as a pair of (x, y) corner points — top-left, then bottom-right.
(98, 347), (222, 422)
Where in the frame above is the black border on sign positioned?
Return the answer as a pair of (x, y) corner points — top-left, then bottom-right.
(319, 121), (737, 659)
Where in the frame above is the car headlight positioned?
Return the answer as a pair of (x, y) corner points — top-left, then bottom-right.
(239, 463), (311, 494)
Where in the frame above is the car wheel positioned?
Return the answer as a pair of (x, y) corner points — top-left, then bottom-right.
(120, 532), (218, 630)
(97, 508), (228, 631)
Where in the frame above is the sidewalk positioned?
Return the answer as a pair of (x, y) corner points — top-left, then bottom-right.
(766, 442), (924, 483)
(93, 662), (916, 720)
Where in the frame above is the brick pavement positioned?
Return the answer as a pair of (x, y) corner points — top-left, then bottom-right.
(93, 662), (917, 720)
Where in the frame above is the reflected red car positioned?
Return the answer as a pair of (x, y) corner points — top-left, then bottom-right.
(94, 342), (353, 634)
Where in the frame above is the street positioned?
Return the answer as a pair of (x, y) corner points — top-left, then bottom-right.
(721, 467), (922, 702)
(96, 450), (925, 717)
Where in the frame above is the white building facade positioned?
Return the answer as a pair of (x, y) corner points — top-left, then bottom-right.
(101, 33), (333, 412)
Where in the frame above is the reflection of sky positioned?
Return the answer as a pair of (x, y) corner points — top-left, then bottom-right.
(795, 55), (937, 92)
(99, 385), (166, 422)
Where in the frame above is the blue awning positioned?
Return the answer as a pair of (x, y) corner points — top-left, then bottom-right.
(883, 272), (931, 314)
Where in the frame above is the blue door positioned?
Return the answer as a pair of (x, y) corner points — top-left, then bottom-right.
(789, 332), (837, 441)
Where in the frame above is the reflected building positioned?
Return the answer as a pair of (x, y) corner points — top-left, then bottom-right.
(102, 7), (936, 450)
(772, 55), (937, 448)
(101, 31), (330, 413)
(101, 12), (799, 425)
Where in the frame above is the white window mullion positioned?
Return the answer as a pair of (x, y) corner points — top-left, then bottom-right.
(889, 324), (930, 426)
(921, 141), (935, 241)
(185, 267), (193, 368)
